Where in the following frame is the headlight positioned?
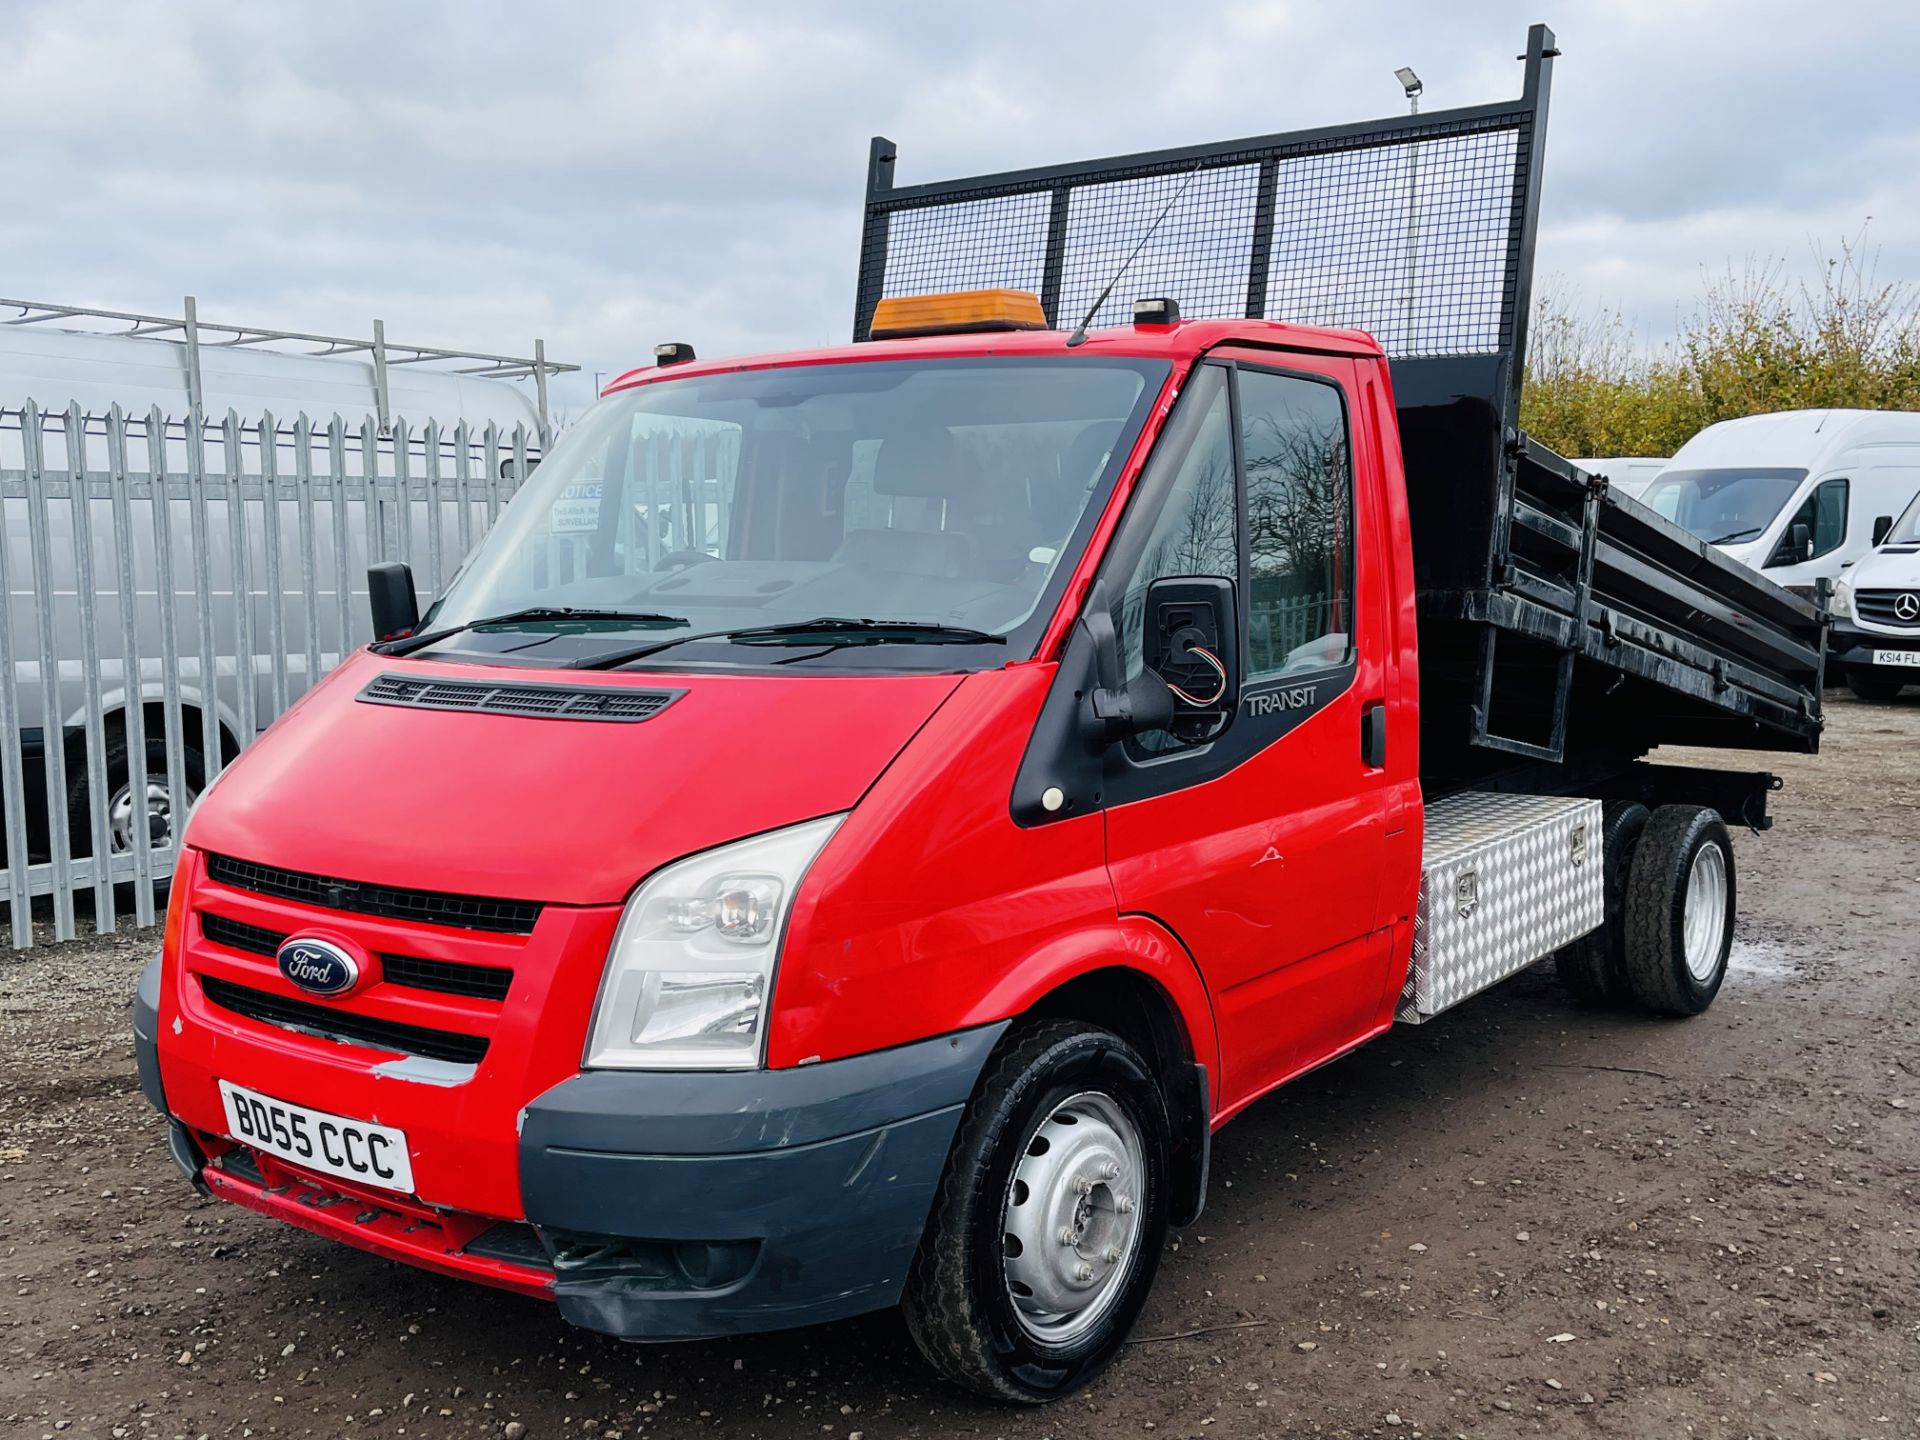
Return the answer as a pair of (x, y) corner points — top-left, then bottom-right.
(1831, 574), (1854, 619)
(584, 815), (843, 1070)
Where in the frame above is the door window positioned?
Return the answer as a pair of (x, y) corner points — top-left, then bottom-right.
(1238, 369), (1355, 679)
(1766, 477), (1848, 566)
(1107, 366), (1238, 685)
(1101, 360), (1357, 760)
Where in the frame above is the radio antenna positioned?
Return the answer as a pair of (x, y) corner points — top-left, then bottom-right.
(1064, 160), (1205, 348)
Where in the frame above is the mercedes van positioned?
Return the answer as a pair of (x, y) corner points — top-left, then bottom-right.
(1638, 410), (1920, 592)
(1831, 486), (1920, 700)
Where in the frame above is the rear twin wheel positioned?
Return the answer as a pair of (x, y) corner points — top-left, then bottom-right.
(1558, 801), (1736, 1015)
(1556, 800), (1650, 1004)
(1622, 805), (1736, 1015)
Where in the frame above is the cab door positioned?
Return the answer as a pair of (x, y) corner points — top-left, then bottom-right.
(1099, 354), (1395, 1114)
(1758, 474), (1850, 588)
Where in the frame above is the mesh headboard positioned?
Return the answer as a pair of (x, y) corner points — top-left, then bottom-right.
(854, 25), (1555, 380)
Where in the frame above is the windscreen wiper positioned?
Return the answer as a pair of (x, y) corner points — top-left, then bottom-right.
(1706, 526), (1765, 545)
(374, 607), (689, 658)
(570, 616), (1006, 671)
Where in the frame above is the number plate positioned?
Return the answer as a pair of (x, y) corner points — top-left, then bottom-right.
(218, 1080), (414, 1193)
(1871, 649), (1920, 669)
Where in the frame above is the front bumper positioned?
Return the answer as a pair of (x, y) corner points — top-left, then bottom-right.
(520, 1023), (1005, 1337)
(133, 955), (168, 1113)
(136, 957), (1002, 1338)
(1831, 620), (1920, 668)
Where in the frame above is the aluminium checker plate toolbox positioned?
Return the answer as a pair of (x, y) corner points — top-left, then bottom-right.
(1398, 792), (1604, 1023)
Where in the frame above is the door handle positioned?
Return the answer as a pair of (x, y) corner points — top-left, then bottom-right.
(1360, 701), (1387, 769)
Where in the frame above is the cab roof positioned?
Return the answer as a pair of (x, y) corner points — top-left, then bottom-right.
(600, 318), (1385, 398)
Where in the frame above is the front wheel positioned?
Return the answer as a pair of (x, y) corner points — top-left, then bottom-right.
(1848, 666), (1908, 703)
(902, 1021), (1170, 1403)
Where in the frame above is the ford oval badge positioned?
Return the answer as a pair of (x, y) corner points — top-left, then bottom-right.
(276, 937), (360, 997)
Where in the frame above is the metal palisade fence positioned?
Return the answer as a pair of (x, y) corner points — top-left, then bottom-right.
(0, 402), (537, 949)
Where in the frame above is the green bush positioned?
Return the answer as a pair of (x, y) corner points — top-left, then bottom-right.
(1520, 232), (1920, 458)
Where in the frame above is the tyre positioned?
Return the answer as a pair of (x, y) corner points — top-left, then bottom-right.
(1621, 805), (1735, 1016)
(1555, 799), (1650, 1005)
(66, 729), (206, 862)
(903, 1020), (1170, 1403)
(1848, 666), (1908, 703)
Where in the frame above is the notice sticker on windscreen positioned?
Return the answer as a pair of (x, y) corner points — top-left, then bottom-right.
(549, 481), (602, 534)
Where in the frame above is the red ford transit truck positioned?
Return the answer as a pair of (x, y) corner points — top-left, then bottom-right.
(133, 27), (1826, 1400)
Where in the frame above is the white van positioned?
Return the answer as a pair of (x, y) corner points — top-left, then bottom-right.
(1637, 410), (1920, 593)
(1830, 487), (1920, 700)
(1570, 456), (1668, 499)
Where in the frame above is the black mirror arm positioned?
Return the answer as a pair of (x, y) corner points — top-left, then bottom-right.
(1080, 581), (1125, 692)
(1079, 579), (1173, 745)
(1087, 670), (1177, 745)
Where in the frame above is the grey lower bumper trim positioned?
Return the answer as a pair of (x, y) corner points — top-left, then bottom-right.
(132, 957), (166, 1115)
(520, 1022), (1007, 1339)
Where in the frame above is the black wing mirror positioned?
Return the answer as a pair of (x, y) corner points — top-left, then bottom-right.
(1089, 576), (1239, 744)
(1872, 513), (1894, 547)
(368, 561), (420, 642)
(1143, 576), (1239, 740)
(1791, 520), (1814, 564)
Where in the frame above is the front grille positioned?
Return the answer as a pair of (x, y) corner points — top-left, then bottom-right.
(205, 854), (540, 935)
(381, 954), (513, 1002)
(359, 672), (682, 723)
(200, 975), (489, 1065)
(199, 912), (514, 1002)
(201, 912), (281, 957)
(1856, 590), (1920, 629)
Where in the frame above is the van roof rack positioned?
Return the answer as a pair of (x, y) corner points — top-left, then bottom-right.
(0, 294), (579, 434)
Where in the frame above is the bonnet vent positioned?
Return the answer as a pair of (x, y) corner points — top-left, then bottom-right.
(358, 673), (683, 723)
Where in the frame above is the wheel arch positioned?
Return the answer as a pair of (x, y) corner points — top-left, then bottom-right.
(970, 928), (1218, 1229)
(63, 690), (242, 767)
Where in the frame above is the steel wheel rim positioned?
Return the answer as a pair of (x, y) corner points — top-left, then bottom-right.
(107, 778), (190, 854)
(1000, 1090), (1145, 1346)
(1682, 840), (1729, 982)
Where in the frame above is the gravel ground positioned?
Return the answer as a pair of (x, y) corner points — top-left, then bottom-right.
(3, 694), (1917, 1439)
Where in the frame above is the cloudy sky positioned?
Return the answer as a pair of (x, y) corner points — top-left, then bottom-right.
(4, 0), (1917, 415)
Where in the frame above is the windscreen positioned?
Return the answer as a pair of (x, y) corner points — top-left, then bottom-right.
(430, 356), (1166, 668)
(1887, 489), (1920, 545)
(1639, 467), (1808, 547)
